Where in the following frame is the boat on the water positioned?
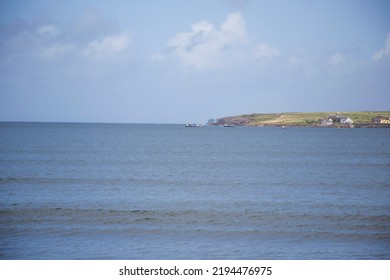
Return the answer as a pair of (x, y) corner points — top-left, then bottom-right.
(185, 124), (200, 127)
(223, 124), (235, 127)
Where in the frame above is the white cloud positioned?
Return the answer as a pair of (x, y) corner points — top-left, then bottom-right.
(168, 21), (214, 48)
(82, 33), (130, 58)
(167, 13), (248, 69)
(220, 12), (247, 43)
(36, 25), (61, 36)
(372, 32), (390, 61)
(8, 22), (131, 62)
(253, 43), (281, 59)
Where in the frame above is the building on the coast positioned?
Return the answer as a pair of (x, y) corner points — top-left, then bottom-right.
(340, 116), (353, 124)
(320, 118), (334, 126)
(373, 117), (390, 125)
(320, 113), (353, 127)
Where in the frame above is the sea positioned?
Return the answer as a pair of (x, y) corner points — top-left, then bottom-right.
(0, 122), (389, 260)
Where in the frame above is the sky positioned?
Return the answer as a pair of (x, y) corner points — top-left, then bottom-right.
(0, 0), (389, 123)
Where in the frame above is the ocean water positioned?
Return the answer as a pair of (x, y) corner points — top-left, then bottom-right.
(0, 122), (389, 259)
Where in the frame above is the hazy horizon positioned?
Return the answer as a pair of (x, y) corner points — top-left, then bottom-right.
(1, 110), (390, 125)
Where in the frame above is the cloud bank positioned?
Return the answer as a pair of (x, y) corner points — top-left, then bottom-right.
(1, 9), (131, 63)
(166, 13), (249, 69)
(163, 12), (285, 70)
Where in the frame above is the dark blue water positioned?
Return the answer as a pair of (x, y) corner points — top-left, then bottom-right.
(0, 122), (389, 259)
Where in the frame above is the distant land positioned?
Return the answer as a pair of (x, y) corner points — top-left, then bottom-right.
(211, 111), (390, 128)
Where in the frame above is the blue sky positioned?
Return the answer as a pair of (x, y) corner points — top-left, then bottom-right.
(1, 0), (389, 123)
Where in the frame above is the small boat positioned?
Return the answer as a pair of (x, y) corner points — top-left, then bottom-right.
(185, 123), (200, 127)
(223, 124), (235, 127)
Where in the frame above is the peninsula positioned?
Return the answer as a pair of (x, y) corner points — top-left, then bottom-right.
(211, 111), (390, 128)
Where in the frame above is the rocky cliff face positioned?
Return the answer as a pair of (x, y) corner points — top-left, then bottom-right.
(213, 116), (253, 126)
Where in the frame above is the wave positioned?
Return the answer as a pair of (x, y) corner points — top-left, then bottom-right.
(2, 206), (389, 239)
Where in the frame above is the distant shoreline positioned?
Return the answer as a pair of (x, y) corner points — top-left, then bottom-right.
(211, 111), (390, 128)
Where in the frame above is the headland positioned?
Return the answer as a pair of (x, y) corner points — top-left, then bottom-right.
(210, 111), (390, 128)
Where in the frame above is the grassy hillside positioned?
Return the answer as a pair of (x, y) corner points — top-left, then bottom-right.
(214, 111), (390, 127)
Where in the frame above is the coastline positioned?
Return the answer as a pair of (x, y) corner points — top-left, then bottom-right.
(211, 111), (390, 128)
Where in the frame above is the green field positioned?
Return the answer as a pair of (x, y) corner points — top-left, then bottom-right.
(216, 111), (390, 127)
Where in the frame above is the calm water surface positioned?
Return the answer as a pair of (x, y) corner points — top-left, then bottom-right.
(0, 122), (389, 259)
